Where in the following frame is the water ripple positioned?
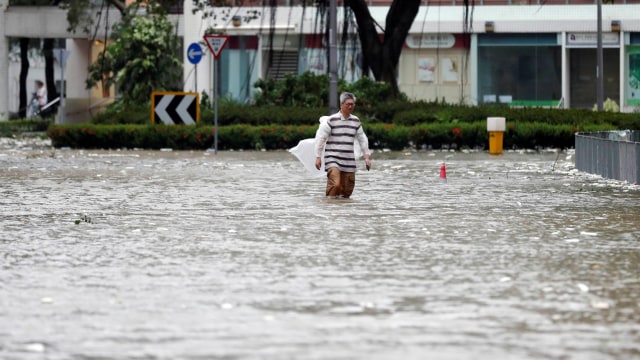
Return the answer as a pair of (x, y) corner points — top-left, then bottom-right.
(1, 146), (639, 359)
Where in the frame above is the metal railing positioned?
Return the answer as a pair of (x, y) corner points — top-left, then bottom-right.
(575, 131), (640, 184)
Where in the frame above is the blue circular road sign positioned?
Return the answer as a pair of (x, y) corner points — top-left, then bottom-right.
(187, 43), (203, 65)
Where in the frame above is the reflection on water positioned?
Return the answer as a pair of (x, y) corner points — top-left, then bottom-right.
(1, 139), (639, 359)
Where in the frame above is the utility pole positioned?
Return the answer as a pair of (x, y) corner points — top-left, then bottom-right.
(328, 0), (338, 114)
(596, 0), (604, 111)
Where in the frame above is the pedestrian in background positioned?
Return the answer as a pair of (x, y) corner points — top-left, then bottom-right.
(35, 80), (47, 110)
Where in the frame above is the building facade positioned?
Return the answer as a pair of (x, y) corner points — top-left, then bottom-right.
(1, 0), (640, 122)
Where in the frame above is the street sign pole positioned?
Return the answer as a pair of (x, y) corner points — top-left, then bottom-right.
(214, 57), (218, 154)
(203, 35), (229, 154)
(187, 42), (203, 95)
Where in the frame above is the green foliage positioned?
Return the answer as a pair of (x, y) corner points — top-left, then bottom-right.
(90, 101), (150, 124)
(60, 0), (183, 34)
(75, 81), (639, 150)
(253, 72), (400, 108)
(47, 123), (318, 150)
(253, 72), (340, 107)
(64, 0), (99, 34)
(47, 121), (623, 151)
(85, 1), (182, 108)
(200, 104), (324, 126)
(192, 0), (261, 30)
(592, 98), (621, 112)
(0, 118), (52, 137)
(343, 77), (407, 109)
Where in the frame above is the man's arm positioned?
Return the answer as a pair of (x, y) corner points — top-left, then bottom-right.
(314, 120), (330, 170)
(356, 127), (372, 169)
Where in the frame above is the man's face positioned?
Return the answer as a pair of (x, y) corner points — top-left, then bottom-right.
(340, 99), (355, 115)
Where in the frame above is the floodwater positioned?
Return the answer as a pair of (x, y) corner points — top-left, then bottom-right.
(1, 138), (639, 360)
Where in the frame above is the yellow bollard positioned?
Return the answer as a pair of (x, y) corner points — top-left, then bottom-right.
(487, 117), (506, 155)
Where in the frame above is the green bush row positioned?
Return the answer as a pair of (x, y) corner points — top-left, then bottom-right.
(47, 122), (618, 151)
(0, 118), (53, 137)
(89, 99), (640, 130)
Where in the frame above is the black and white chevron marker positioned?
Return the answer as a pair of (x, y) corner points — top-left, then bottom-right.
(152, 92), (199, 125)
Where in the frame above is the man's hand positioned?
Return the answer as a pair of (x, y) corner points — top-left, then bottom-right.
(364, 156), (371, 171)
(315, 157), (322, 170)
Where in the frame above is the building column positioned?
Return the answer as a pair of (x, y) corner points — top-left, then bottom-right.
(619, 32), (626, 112)
(561, 32), (570, 109)
(470, 33), (478, 105)
(66, 39), (90, 99)
(0, 0), (9, 121)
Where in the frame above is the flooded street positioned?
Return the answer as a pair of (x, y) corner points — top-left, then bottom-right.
(1, 138), (639, 359)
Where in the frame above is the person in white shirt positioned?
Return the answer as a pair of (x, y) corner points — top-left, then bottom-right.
(314, 92), (372, 198)
(35, 80), (47, 109)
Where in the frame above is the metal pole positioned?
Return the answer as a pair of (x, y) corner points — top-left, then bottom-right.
(0, 31), (9, 121)
(214, 57), (218, 154)
(195, 64), (198, 94)
(328, 0), (338, 114)
(60, 59), (65, 124)
(596, 0), (604, 111)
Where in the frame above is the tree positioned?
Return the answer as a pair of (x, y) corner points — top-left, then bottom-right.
(18, 39), (29, 118)
(346, 0), (421, 98)
(85, 2), (182, 107)
(42, 39), (58, 116)
(9, 0), (60, 117)
(65, 0), (181, 34)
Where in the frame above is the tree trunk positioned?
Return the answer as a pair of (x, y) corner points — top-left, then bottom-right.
(347, 0), (420, 98)
(43, 39), (58, 112)
(18, 38), (30, 119)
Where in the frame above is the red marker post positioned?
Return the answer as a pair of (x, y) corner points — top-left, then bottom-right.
(440, 162), (447, 183)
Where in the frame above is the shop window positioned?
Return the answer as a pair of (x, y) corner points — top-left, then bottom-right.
(478, 46), (561, 106)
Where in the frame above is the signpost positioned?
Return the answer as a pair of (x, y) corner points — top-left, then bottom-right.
(187, 42), (203, 93)
(203, 35), (229, 154)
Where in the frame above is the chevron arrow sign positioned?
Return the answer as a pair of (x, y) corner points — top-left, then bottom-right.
(151, 92), (200, 125)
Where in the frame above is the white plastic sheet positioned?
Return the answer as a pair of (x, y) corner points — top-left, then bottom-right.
(289, 138), (325, 177)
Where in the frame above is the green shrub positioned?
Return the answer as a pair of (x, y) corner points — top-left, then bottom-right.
(253, 72), (401, 108)
(0, 118), (53, 136)
(343, 77), (406, 108)
(91, 102), (150, 125)
(254, 72), (342, 107)
(48, 123), (319, 150)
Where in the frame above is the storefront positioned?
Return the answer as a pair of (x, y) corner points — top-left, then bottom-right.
(398, 33), (471, 103)
(477, 34), (562, 107)
(215, 36), (260, 104)
(566, 32), (620, 109)
(626, 32), (640, 108)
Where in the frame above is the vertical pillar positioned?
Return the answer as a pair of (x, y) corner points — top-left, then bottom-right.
(66, 39), (90, 99)
(0, 0), (9, 121)
(561, 32), (569, 109)
(596, 0), (604, 111)
(328, 0), (338, 113)
(470, 34), (478, 105)
(619, 32), (625, 112)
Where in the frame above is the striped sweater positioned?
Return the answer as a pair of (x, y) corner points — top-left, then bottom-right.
(315, 112), (370, 173)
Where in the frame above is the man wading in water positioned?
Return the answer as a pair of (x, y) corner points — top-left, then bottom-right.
(314, 92), (372, 198)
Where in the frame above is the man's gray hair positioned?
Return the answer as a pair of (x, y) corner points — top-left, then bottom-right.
(340, 92), (356, 104)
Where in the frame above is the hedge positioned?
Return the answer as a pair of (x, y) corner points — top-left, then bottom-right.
(47, 122), (618, 151)
(0, 118), (53, 137)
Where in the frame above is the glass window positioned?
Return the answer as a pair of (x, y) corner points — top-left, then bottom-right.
(478, 46), (561, 106)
